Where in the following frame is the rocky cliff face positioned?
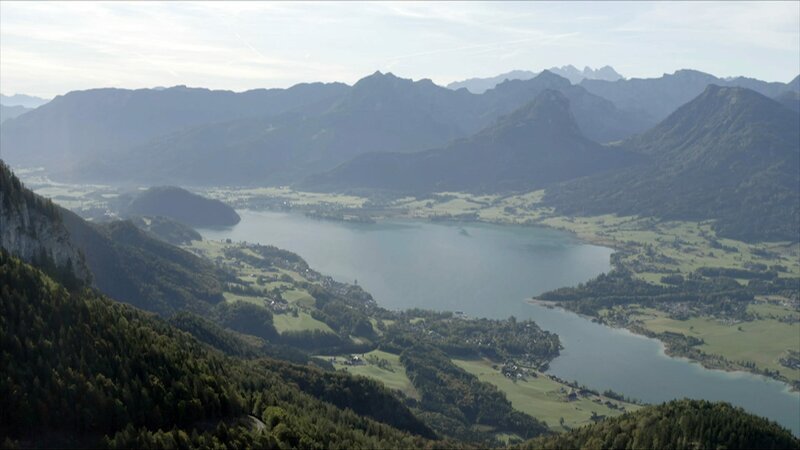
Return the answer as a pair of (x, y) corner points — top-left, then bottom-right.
(0, 166), (91, 282)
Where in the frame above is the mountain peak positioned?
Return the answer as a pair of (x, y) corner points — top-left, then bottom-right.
(303, 87), (632, 194)
(351, 71), (408, 91)
(534, 69), (572, 85)
(693, 84), (782, 112)
(670, 69), (717, 82)
(630, 85), (798, 161)
(487, 89), (581, 139)
(507, 89), (570, 120)
(359, 70), (398, 82)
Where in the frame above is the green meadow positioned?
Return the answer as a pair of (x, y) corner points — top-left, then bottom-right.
(452, 358), (639, 431)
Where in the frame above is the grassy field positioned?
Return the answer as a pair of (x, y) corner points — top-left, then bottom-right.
(545, 216), (799, 281)
(281, 288), (316, 306)
(327, 349), (638, 430)
(329, 349), (643, 429)
(272, 310), (333, 334)
(184, 240), (335, 335)
(623, 305), (800, 382)
(222, 292), (266, 306)
(205, 186), (368, 209)
(453, 358), (639, 431)
(329, 350), (419, 399)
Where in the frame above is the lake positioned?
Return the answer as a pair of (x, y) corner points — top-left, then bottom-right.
(200, 209), (800, 434)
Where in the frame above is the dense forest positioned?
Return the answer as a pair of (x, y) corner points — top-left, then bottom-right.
(0, 251), (441, 449)
(123, 186), (241, 227)
(539, 268), (797, 317)
(61, 213), (225, 316)
(518, 400), (799, 450)
(128, 215), (203, 246)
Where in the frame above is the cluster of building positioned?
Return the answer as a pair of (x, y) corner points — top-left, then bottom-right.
(331, 355), (366, 366)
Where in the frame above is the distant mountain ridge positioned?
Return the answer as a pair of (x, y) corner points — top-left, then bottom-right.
(49, 71), (647, 186)
(0, 82), (349, 171)
(480, 71), (650, 143)
(580, 69), (799, 124)
(302, 89), (638, 193)
(546, 85), (800, 242)
(0, 104), (31, 124)
(0, 93), (49, 108)
(2, 67), (797, 200)
(447, 65), (623, 93)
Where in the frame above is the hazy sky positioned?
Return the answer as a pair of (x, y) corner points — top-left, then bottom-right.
(1, 1), (798, 98)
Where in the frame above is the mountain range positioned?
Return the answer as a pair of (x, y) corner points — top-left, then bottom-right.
(0, 93), (50, 108)
(3, 70), (646, 186)
(446, 65), (624, 93)
(0, 82), (348, 172)
(3, 68), (795, 189)
(306, 83), (799, 243)
(580, 70), (799, 124)
(303, 89), (638, 193)
(1, 67), (798, 244)
(545, 85), (800, 242)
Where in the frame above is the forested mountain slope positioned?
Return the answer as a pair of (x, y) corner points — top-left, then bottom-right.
(61, 211), (226, 316)
(124, 186), (240, 227)
(546, 86), (800, 242)
(1, 162), (226, 315)
(479, 71), (651, 143)
(775, 90), (800, 112)
(0, 251), (437, 449)
(518, 400), (798, 450)
(3, 252), (796, 449)
(0, 161), (90, 284)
